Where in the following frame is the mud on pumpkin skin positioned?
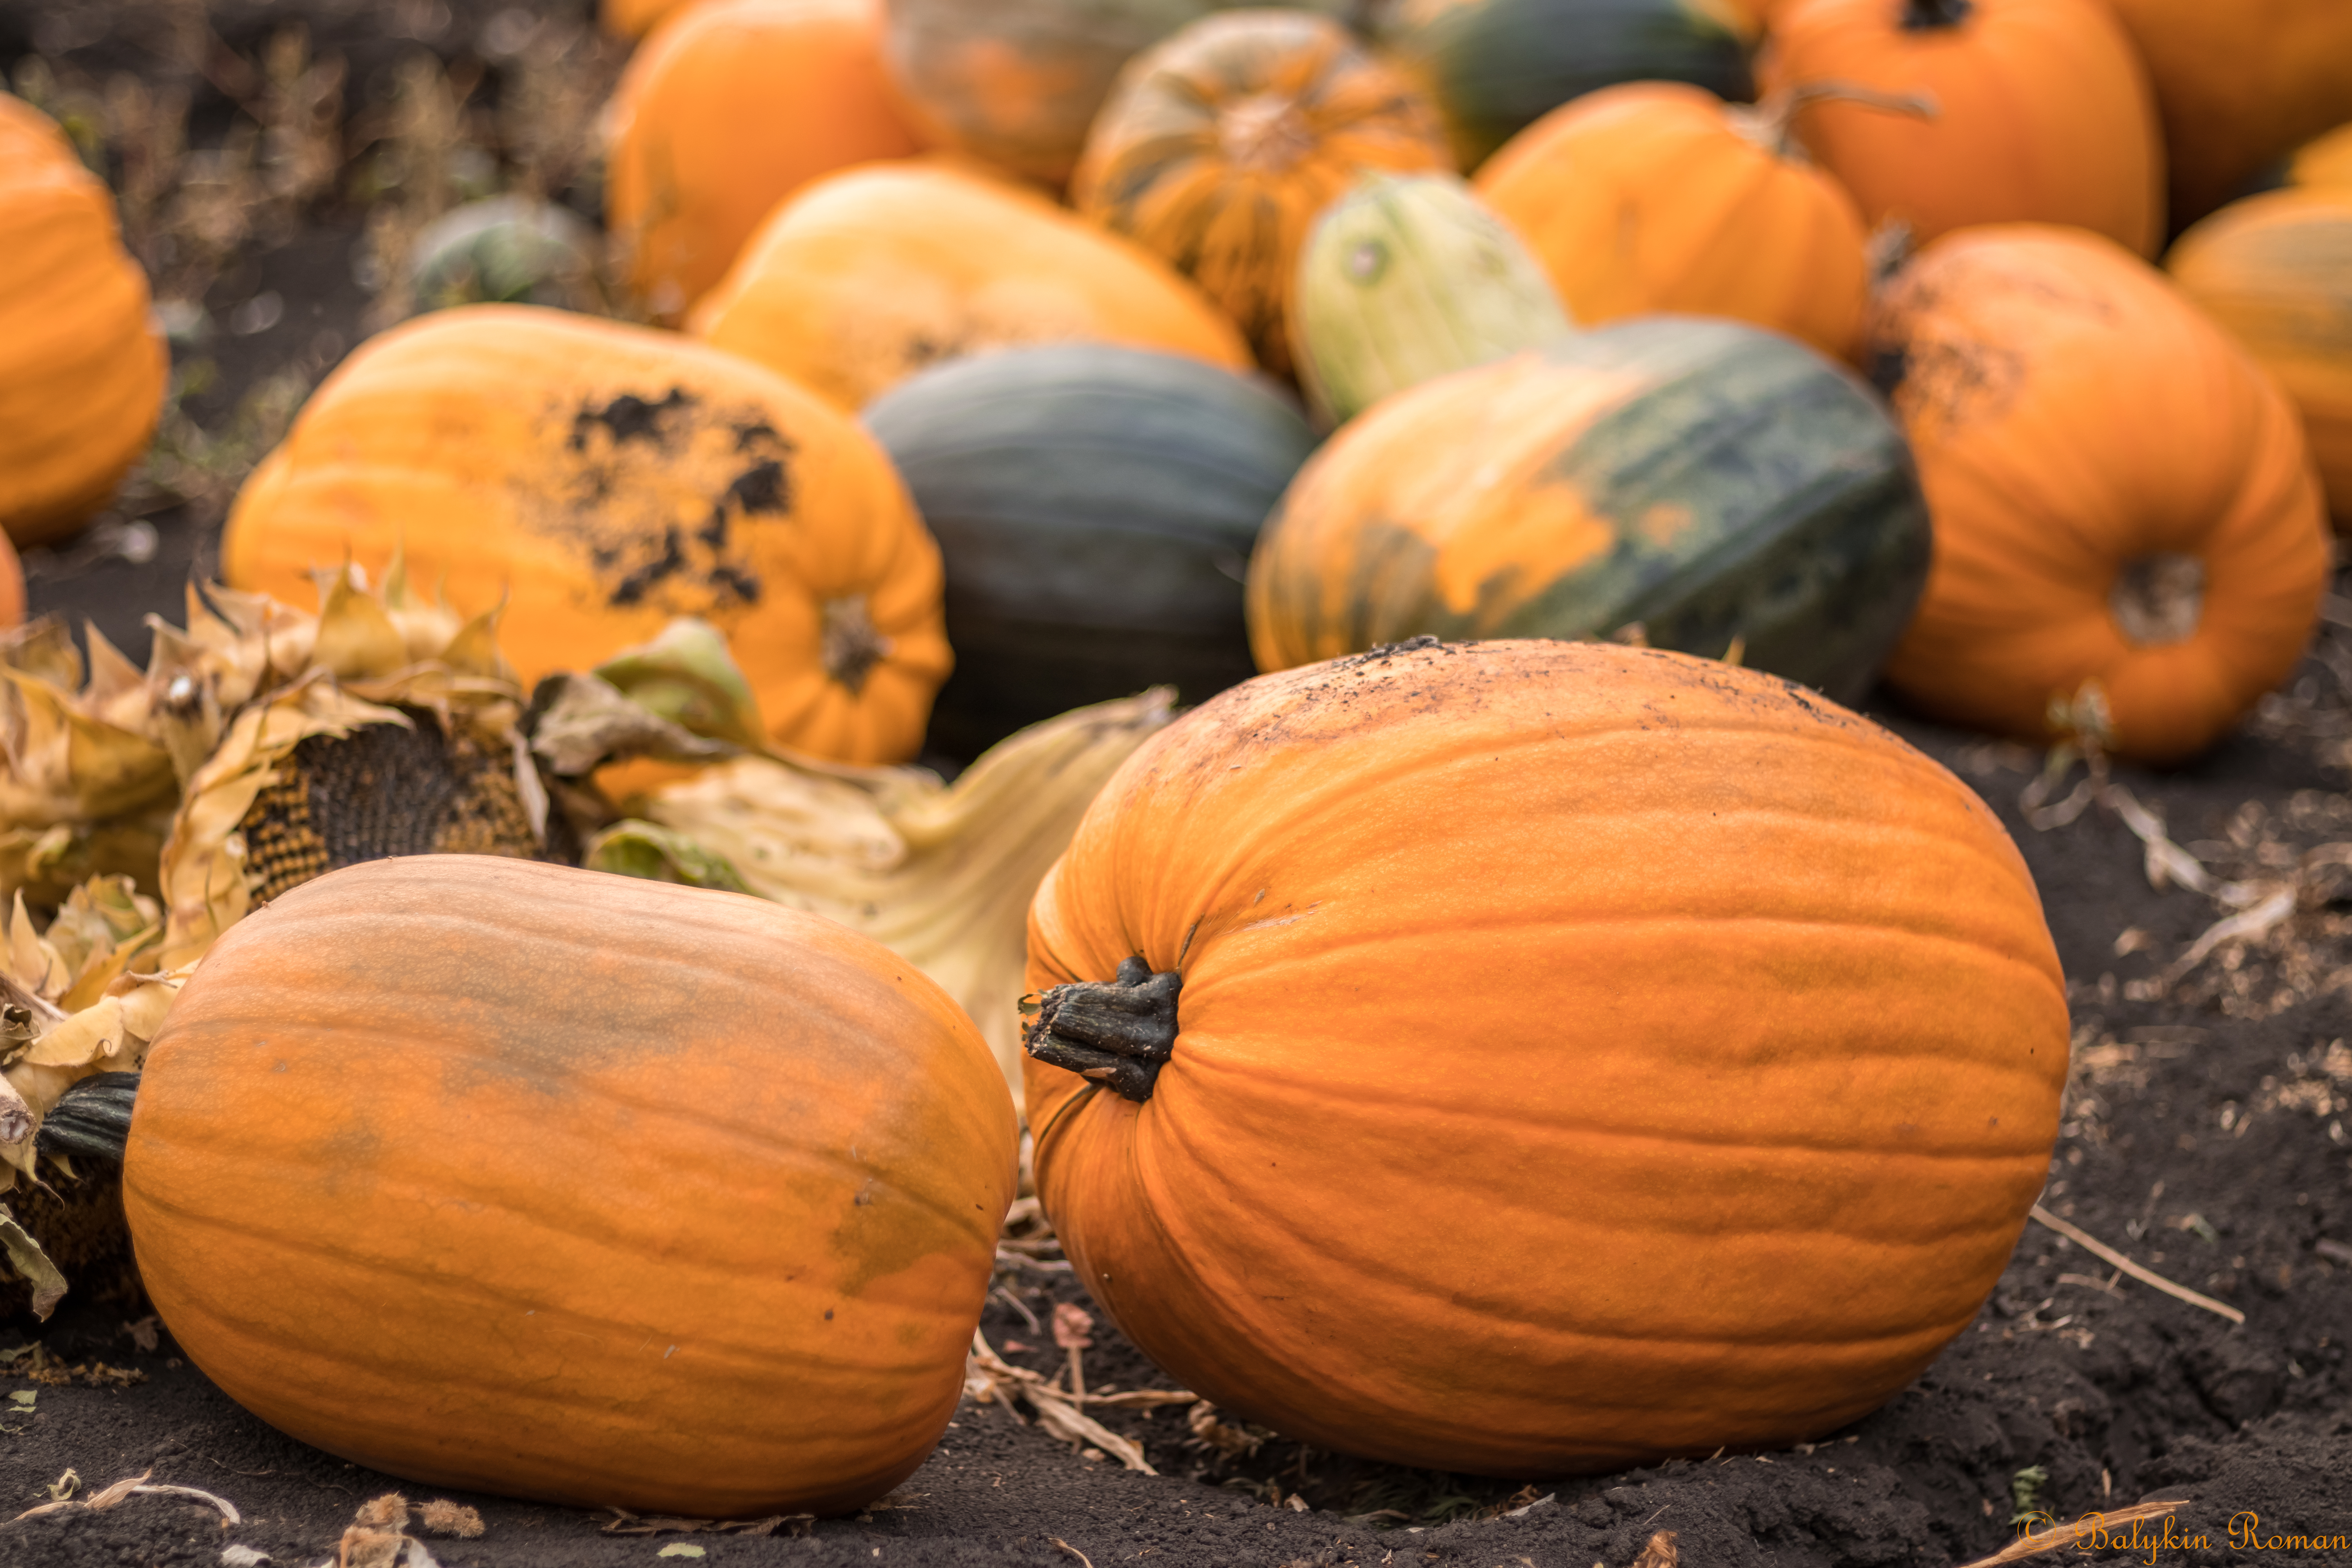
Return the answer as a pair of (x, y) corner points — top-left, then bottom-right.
(219, 304), (951, 766)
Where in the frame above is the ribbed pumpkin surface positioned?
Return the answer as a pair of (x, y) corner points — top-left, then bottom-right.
(1071, 9), (1452, 377)
(2167, 188), (2352, 526)
(1247, 316), (1929, 703)
(1871, 225), (2330, 762)
(604, 0), (922, 320)
(221, 304), (950, 766)
(1024, 638), (2068, 1475)
(1375, 0), (1754, 171)
(864, 343), (1315, 759)
(0, 92), (167, 548)
(127, 856), (1018, 1517)
(695, 160), (1250, 410)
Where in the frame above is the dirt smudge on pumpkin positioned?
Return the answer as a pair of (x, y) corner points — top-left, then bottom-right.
(532, 385), (801, 616)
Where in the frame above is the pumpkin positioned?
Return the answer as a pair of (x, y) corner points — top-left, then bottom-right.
(601, 0), (704, 36)
(694, 160), (1250, 410)
(221, 304), (951, 766)
(0, 535), (22, 631)
(1247, 316), (1931, 705)
(1022, 637), (2068, 1474)
(1289, 171), (1572, 426)
(1070, 9), (1454, 377)
(864, 344), (1316, 759)
(2168, 189), (2352, 527)
(0, 93), (168, 549)
(125, 855), (1016, 1515)
(604, 0), (923, 321)
(2102, 0), (2352, 229)
(878, 0), (1219, 188)
(2291, 122), (2352, 192)
(1475, 81), (1916, 363)
(1758, 0), (2163, 256)
(1871, 225), (2329, 762)
(1373, 0), (1756, 171)
(406, 196), (605, 317)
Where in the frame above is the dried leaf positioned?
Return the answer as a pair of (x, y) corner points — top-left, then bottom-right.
(414, 1499), (482, 1538)
(581, 822), (750, 894)
(526, 673), (734, 778)
(593, 618), (766, 749)
(0, 1199), (67, 1319)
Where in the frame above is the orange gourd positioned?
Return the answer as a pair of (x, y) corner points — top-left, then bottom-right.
(128, 855), (1018, 1516)
(1022, 637), (2068, 1475)
(2168, 189), (2352, 527)
(693, 160), (1250, 410)
(1871, 225), (2329, 762)
(0, 93), (168, 548)
(1070, 9), (1453, 377)
(0, 535), (21, 630)
(878, 0), (1218, 188)
(1475, 81), (1893, 361)
(2102, 0), (2352, 229)
(604, 0), (923, 321)
(222, 304), (951, 766)
(1759, 0), (2163, 256)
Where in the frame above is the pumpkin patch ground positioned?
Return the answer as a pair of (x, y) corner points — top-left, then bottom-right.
(3, 1), (2351, 1565)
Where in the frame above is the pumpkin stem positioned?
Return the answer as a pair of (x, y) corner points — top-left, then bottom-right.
(1022, 956), (1181, 1103)
(1220, 93), (1318, 174)
(820, 595), (891, 695)
(1735, 80), (1939, 162)
(33, 1072), (138, 1165)
(2109, 555), (2206, 648)
(1900, 0), (1971, 27)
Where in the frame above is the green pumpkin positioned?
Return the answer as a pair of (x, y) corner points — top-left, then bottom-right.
(1291, 171), (1573, 427)
(1246, 314), (1929, 704)
(862, 344), (1317, 760)
(406, 196), (605, 317)
(1376, 0), (1755, 169)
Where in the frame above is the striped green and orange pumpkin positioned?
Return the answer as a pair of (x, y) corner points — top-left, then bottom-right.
(1246, 315), (1929, 703)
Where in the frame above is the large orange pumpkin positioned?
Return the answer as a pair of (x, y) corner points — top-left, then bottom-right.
(222, 304), (951, 766)
(878, 0), (1218, 188)
(1759, 0), (2163, 256)
(2168, 189), (2352, 527)
(2101, 0), (2352, 229)
(2291, 122), (2352, 192)
(1474, 81), (1882, 362)
(127, 855), (1018, 1516)
(0, 535), (21, 630)
(693, 160), (1250, 410)
(1070, 9), (1454, 377)
(1023, 638), (2068, 1475)
(1872, 225), (2329, 762)
(0, 93), (168, 548)
(603, 0), (922, 321)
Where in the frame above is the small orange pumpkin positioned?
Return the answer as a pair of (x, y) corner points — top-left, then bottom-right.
(604, 0), (923, 321)
(2167, 188), (2352, 527)
(693, 159), (1250, 409)
(2103, 0), (2352, 228)
(1475, 80), (1895, 362)
(601, 0), (705, 36)
(1023, 638), (2067, 1474)
(1759, 0), (2163, 256)
(129, 855), (1018, 1516)
(222, 304), (951, 766)
(878, 0), (1219, 188)
(0, 93), (168, 548)
(1070, 9), (1453, 377)
(1871, 225), (2330, 762)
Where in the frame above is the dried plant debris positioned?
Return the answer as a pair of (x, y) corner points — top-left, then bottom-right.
(597, 1506), (812, 1538)
(10, 1467), (241, 1526)
(332, 1492), (482, 1567)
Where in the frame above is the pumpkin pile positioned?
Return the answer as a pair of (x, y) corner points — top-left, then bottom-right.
(3, 0), (2348, 1520)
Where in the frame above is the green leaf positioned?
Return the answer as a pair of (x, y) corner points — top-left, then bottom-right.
(594, 619), (766, 750)
(584, 822), (753, 896)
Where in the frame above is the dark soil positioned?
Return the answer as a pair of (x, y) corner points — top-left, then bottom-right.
(5, 2), (2352, 1564)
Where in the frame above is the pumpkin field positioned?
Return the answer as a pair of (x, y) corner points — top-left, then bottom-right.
(2, 0), (2351, 1564)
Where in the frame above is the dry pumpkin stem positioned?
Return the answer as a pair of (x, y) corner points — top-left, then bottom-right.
(1022, 956), (1183, 1102)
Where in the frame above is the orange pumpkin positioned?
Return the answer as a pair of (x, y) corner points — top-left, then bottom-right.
(878, 0), (1218, 188)
(128, 855), (1018, 1516)
(2168, 189), (2352, 527)
(1872, 225), (2329, 762)
(1475, 81), (1889, 362)
(222, 304), (951, 766)
(693, 159), (1250, 409)
(0, 93), (168, 548)
(1070, 9), (1453, 377)
(2291, 122), (2352, 192)
(1023, 638), (2068, 1474)
(0, 534), (21, 630)
(604, 0), (923, 321)
(1759, 0), (2163, 256)
(2102, 0), (2352, 229)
